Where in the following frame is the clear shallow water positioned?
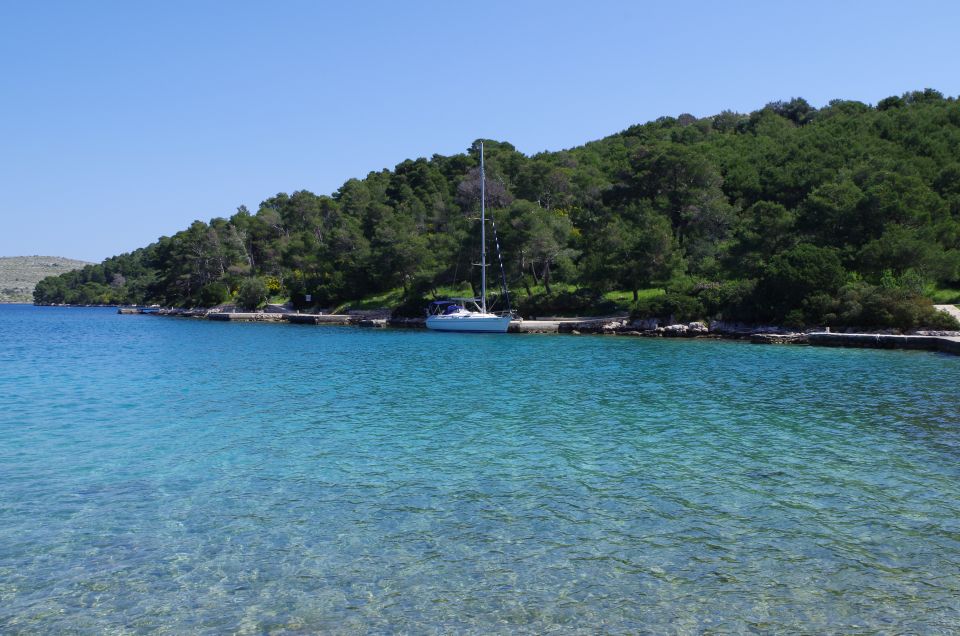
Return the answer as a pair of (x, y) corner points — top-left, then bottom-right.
(1, 305), (959, 634)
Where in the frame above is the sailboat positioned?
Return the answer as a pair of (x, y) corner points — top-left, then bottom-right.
(426, 141), (513, 333)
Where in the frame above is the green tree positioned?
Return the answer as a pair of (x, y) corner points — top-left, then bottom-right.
(505, 202), (579, 294)
(754, 243), (847, 321)
(585, 206), (682, 301)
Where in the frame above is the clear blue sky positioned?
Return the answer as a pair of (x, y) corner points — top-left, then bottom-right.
(2, 0), (958, 262)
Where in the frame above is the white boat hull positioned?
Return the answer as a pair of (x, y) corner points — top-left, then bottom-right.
(426, 314), (512, 333)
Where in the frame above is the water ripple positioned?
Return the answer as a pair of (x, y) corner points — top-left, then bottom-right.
(1, 306), (959, 633)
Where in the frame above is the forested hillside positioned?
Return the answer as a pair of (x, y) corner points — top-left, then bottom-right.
(1, 256), (90, 303)
(35, 89), (960, 329)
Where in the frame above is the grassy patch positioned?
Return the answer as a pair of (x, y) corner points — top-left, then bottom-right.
(929, 287), (960, 304)
(333, 288), (406, 313)
(328, 284), (667, 316)
(509, 282), (579, 298)
(513, 286), (665, 317)
(433, 283), (476, 298)
(332, 283), (477, 313)
(603, 288), (665, 309)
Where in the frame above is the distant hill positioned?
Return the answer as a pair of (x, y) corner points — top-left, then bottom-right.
(0, 256), (91, 303)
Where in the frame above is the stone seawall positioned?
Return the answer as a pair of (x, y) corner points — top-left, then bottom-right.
(286, 314), (354, 325)
(808, 332), (960, 355)
(129, 309), (960, 356)
(208, 312), (287, 322)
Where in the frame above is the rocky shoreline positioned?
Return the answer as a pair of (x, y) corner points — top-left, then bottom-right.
(107, 304), (960, 355)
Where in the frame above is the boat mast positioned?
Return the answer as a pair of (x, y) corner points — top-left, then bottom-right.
(480, 141), (487, 314)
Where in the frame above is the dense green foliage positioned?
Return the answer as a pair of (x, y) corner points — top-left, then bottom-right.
(35, 90), (960, 329)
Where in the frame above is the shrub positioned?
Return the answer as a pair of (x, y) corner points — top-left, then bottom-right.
(631, 291), (704, 322)
(696, 279), (756, 320)
(264, 276), (283, 295)
(783, 310), (806, 330)
(834, 282), (960, 330)
(516, 289), (617, 318)
(237, 277), (268, 310)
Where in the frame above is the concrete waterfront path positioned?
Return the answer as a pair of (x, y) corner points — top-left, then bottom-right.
(809, 332), (960, 355)
(935, 304), (960, 323)
(508, 318), (586, 333)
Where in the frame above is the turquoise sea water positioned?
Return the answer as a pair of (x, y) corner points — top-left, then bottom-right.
(1, 305), (959, 633)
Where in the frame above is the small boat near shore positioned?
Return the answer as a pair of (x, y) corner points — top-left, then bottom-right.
(426, 141), (512, 333)
(426, 299), (511, 332)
